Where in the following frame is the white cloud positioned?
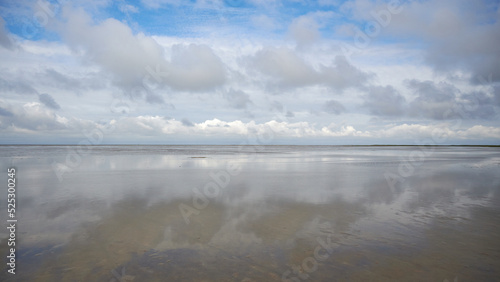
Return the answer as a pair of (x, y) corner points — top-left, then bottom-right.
(119, 4), (139, 14)
(58, 6), (165, 90)
(141, 0), (182, 9)
(251, 14), (277, 31)
(288, 11), (336, 48)
(2, 97), (499, 143)
(457, 125), (500, 140)
(56, 6), (226, 99)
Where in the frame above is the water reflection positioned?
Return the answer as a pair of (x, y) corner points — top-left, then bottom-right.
(0, 146), (499, 281)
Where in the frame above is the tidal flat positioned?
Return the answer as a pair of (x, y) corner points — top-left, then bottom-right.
(0, 145), (499, 281)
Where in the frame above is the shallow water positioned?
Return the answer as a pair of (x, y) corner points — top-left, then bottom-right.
(0, 145), (499, 281)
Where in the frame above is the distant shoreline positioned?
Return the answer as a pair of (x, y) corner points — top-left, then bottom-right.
(0, 144), (498, 147)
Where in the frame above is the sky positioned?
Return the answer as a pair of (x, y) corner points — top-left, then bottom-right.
(0, 0), (499, 145)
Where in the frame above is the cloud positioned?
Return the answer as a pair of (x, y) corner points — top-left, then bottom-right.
(251, 47), (318, 88)
(56, 6), (226, 101)
(321, 124), (371, 137)
(223, 89), (252, 109)
(419, 1), (500, 84)
(1, 100), (499, 142)
(250, 47), (370, 91)
(0, 16), (14, 50)
(0, 106), (14, 117)
(318, 0), (342, 6)
(363, 85), (405, 116)
(251, 14), (278, 31)
(406, 79), (498, 120)
(0, 102), (66, 131)
(141, 0), (181, 9)
(371, 0), (500, 84)
(457, 125), (500, 140)
(459, 91), (497, 120)
(288, 11), (336, 48)
(406, 80), (457, 120)
(44, 68), (83, 89)
(38, 93), (61, 110)
(58, 6), (166, 92)
(0, 77), (38, 95)
(1, 0), (499, 145)
(322, 100), (345, 115)
(181, 118), (194, 127)
(495, 86), (500, 106)
(375, 123), (500, 141)
(41, 68), (107, 93)
(119, 4), (139, 14)
(270, 100), (284, 112)
(166, 43), (226, 92)
(319, 55), (372, 91)
(288, 13), (321, 47)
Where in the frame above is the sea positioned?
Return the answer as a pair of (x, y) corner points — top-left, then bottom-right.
(0, 145), (499, 281)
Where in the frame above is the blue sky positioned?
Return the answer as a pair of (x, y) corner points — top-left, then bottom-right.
(0, 0), (499, 144)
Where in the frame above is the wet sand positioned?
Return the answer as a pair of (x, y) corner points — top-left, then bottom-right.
(0, 145), (499, 281)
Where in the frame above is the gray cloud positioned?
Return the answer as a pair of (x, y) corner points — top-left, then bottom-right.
(322, 99), (345, 115)
(459, 91), (498, 120)
(495, 86), (500, 106)
(223, 89), (252, 109)
(0, 106), (13, 117)
(381, 0), (500, 84)
(319, 55), (372, 91)
(45, 68), (83, 89)
(251, 47), (370, 91)
(251, 47), (317, 88)
(406, 80), (457, 120)
(166, 44), (226, 92)
(144, 92), (165, 104)
(406, 79), (498, 120)
(0, 16), (14, 50)
(0, 77), (38, 95)
(270, 101), (284, 112)
(181, 118), (194, 127)
(38, 93), (61, 110)
(363, 85), (406, 117)
(43, 68), (106, 92)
